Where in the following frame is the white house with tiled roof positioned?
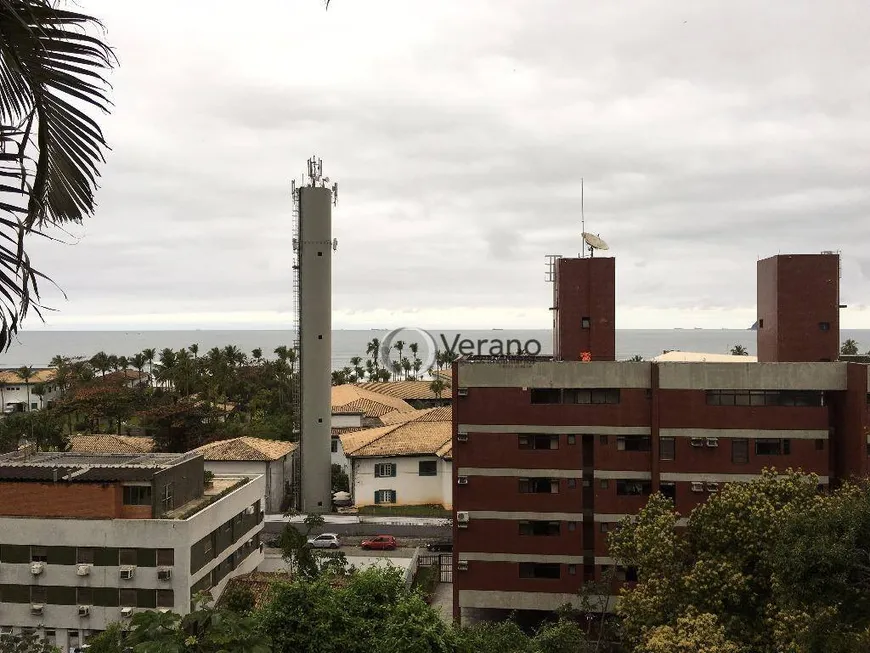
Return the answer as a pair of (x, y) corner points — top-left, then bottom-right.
(330, 385), (416, 426)
(355, 380), (451, 408)
(191, 438), (298, 513)
(0, 368), (60, 412)
(339, 407), (453, 509)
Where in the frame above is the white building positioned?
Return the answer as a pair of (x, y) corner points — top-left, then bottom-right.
(340, 406), (453, 509)
(191, 438), (298, 514)
(0, 451), (265, 651)
(0, 369), (60, 413)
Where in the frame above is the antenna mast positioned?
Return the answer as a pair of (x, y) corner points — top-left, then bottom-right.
(581, 178), (586, 258)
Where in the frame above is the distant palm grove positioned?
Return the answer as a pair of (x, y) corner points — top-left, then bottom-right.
(0, 344), (300, 455)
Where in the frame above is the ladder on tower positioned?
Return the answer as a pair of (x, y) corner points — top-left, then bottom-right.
(290, 183), (302, 511)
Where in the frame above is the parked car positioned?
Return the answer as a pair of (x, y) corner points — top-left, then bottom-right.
(307, 533), (341, 549)
(360, 535), (398, 550)
(426, 539), (453, 552)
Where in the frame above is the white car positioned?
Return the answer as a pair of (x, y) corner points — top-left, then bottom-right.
(307, 533), (341, 549)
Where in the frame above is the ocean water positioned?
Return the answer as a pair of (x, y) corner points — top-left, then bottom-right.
(4, 329), (870, 371)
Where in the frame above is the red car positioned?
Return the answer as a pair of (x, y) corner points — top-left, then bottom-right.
(360, 535), (398, 550)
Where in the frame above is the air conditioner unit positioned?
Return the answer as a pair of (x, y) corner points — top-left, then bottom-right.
(457, 476), (469, 485)
(706, 482), (720, 492)
(76, 564), (91, 576)
(705, 437), (719, 448)
(30, 604), (44, 615)
(456, 511), (470, 523)
(158, 608), (171, 614)
(691, 481), (705, 493)
(121, 607), (133, 618)
(690, 438), (704, 448)
(30, 562), (44, 575)
(245, 505), (255, 515)
(456, 433), (469, 443)
(457, 388), (468, 397)
(158, 568), (172, 581)
(457, 559), (469, 571)
(120, 566), (136, 580)
(78, 605), (90, 617)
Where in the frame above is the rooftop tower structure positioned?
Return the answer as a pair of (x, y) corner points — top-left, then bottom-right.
(292, 157), (338, 513)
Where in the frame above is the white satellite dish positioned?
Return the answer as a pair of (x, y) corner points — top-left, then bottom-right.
(582, 232), (609, 257)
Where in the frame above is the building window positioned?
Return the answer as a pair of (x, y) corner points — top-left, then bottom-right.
(518, 477), (560, 493)
(518, 434), (558, 450)
(30, 402), (37, 410)
(530, 389), (562, 404)
(519, 563), (561, 579)
(617, 436), (651, 452)
(732, 438), (749, 463)
(565, 388), (620, 404)
(568, 521), (577, 531)
(76, 548), (95, 564)
(31, 586), (47, 603)
(659, 437), (675, 461)
(123, 485), (152, 506)
(120, 589), (137, 607)
(581, 317), (591, 329)
(157, 549), (175, 566)
(616, 480), (651, 496)
(756, 439), (790, 455)
(331, 438), (338, 453)
(815, 439), (825, 451)
(161, 483), (174, 513)
(599, 435), (608, 445)
(157, 590), (175, 608)
(77, 587), (93, 605)
(758, 319), (764, 328)
(819, 321), (830, 331)
(706, 390), (823, 407)
(418, 460), (437, 476)
(568, 564), (577, 575)
(519, 521), (561, 536)
(567, 434), (576, 445)
(374, 463), (396, 478)
(600, 522), (609, 533)
(120, 548), (136, 566)
(374, 489), (396, 504)
(567, 478), (577, 489)
(30, 546), (48, 562)
(599, 479), (609, 489)
(660, 482), (677, 501)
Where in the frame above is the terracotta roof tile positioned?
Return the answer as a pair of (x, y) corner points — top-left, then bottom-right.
(356, 380), (451, 400)
(0, 368), (56, 384)
(69, 434), (155, 454)
(193, 437), (297, 462)
(331, 385), (416, 419)
(340, 407), (452, 459)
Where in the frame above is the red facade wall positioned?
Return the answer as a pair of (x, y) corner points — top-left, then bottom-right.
(455, 477), (582, 512)
(553, 257), (615, 362)
(458, 560), (582, 594)
(0, 482), (123, 518)
(757, 254), (840, 363)
(456, 519), (583, 555)
(458, 433), (582, 469)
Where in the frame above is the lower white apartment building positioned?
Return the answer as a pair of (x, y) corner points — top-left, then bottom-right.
(0, 450), (265, 651)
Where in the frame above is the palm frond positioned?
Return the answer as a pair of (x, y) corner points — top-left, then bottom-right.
(0, 0), (115, 350)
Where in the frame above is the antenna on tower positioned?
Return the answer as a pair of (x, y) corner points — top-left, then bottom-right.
(580, 178), (585, 258)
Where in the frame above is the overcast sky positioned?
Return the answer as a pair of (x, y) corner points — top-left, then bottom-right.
(23, 0), (870, 330)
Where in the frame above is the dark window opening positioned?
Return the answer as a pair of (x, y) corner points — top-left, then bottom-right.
(819, 321), (830, 331)
(519, 521), (561, 536)
(616, 480), (651, 496)
(599, 479), (609, 489)
(815, 439), (825, 451)
(707, 390), (823, 407)
(157, 590), (175, 608)
(30, 547), (47, 563)
(123, 485), (152, 506)
(660, 482), (676, 501)
(756, 438), (790, 455)
(581, 317), (591, 329)
(120, 548), (136, 566)
(77, 548), (95, 565)
(519, 478), (560, 493)
(567, 478), (577, 489)
(418, 460), (437, 476)
(530, 389), (562, 404)
(758, 319), (764, 328)
(157, 549), (175, 566)
(31, 586), (47, 603)
(617, 435), (651, 452)
(732, 438), (749, 463)
(120, 589), (137, 607)
(77, 587), (93, 605)
(519, 563), (561, 579)
(659, 437), (675, 461)
(565, 388), (620, 404)
(599, 434), (609, 445)
(518, 434), (558, 450)
(567, 434), (576, 445)
(616, 566), (639, 582)
(331, 438), (339, 453)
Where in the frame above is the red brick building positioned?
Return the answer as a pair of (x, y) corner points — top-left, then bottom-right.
(451, 252), (869, 622)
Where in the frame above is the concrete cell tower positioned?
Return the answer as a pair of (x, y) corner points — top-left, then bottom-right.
(292, 156), (338, 513)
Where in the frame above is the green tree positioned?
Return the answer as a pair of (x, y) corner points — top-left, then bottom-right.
(0, 631), (60, 653)
(638, 611), (741, 653)
(455, 620), (533, 653)
(278, 512), (348, 580)
(729, 344), (749, 356)
(332, 463), (350, 492)
(0, 0), (114, 352)
(16, 365), (34, 410)
(429, 378), (447, 399)
(221, 583), (256, 615)
(142, 347), (157, 386)
(841, 338), (859, 355)
(628, 355), (644, 362)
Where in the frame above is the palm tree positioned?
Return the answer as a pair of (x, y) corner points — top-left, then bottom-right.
(90, 351), (110, 377)
(730, 345), (749, 356)
(350, 356), (365, 382)
(142, 348), (156, 386)
(393, 340), (405, 376)
(16, 366), (33, 412)
(131, 353), (147, 385)
(252, 348), (263, 365)
(0, 1), (115, 352)
(429, 378), (446, 399)
(628, 355), (644, 362)
(189, 343), (199, 359)
(841, 339), (859, 356)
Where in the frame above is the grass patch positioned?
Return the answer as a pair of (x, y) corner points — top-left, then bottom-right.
(357, 504), (450, 518)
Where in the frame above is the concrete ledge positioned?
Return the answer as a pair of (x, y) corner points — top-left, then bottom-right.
(458, 589), (621, 612)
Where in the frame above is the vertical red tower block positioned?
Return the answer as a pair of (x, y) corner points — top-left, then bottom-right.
(553, 257), (616, 361)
